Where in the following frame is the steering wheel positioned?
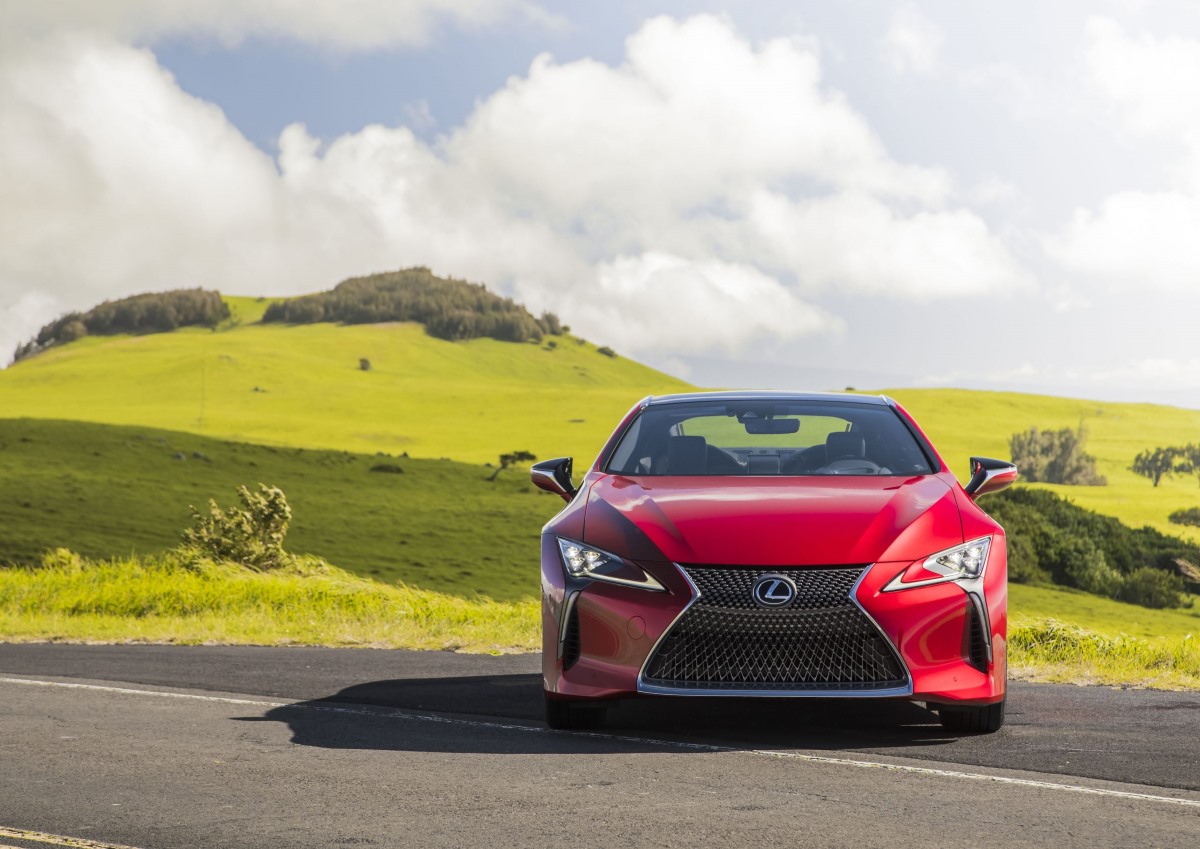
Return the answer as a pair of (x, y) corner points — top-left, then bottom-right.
(821, 456), (882, 475)
(782, 445), (825, 474)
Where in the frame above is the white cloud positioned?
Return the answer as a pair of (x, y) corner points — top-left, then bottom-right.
(1047, 18), (1200, 290)
(970, 174), (1022, 206)
(1, 0), (556, 51)
(742, 191), (1033, 297)
(998, 358), (1200, 391)
(1084, 16), (1200, 143)
(451, 15), (951, 213)
(0, 15), (1029, 363)
(0, 290), (61, 361)
(1047, 190), (1200, 290)
(880, 3), (943, 76)
(539, 252), (837, 355)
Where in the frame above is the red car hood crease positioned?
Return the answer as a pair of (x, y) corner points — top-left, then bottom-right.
(587, 474), (963, 567)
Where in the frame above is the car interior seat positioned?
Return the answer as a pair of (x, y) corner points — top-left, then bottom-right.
(667, 435), (709, 474)
(825, 431), (867, 462)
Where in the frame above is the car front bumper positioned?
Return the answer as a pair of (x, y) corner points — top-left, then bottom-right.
(541, 535), (1007, 706)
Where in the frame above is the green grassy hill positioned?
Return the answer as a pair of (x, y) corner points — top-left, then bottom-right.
(884, 388), (1200, 545)
(5, 292), (1200, 585)
(0, 313), (688, 466)
(2, 419), (1196, 650)
(0, 418), (555, 601)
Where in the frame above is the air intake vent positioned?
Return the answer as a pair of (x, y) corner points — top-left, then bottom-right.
(562, 604), (581, 671)
(642, 566), (907, 691)
(965, 597), (990, 673)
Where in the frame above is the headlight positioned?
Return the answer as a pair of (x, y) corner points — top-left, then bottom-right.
(883, 537), (992, 592)
(556, 538), (665, 591)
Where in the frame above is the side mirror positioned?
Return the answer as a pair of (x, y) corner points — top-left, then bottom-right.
(531, 457), (578, 503)
(964, 456), (1019, 499)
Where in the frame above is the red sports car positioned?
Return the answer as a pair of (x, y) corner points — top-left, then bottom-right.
(532, 392), (1018, 733)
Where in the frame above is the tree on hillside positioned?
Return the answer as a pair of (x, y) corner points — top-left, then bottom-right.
(1179, 443), (1200, 486)
(488, 450), (537, 482)
(14, 289), (229, 363)
(1130, 447), (1184, 487)
(1168, 507), (1200, 527)
(1008, 426), (1106, 485)
(262, 267), (564, 345)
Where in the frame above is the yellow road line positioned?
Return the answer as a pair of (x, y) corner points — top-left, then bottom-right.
(0, 827), (144, 849)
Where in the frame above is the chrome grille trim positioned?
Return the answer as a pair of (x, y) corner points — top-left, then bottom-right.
(637, 564), (913, 698)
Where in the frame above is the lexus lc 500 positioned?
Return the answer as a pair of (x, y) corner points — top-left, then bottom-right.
(531, 392), (1018, 733)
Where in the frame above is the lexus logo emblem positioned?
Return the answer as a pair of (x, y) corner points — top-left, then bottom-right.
(752, 574), (797, 608)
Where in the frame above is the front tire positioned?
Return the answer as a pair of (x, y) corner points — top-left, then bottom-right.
(936, 698), (1005, 733)
(544, 694), (607, 731)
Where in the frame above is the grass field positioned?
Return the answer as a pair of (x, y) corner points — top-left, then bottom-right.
(1008, 583), (1199, 640)
(0, 549), (538, 653)
(2, 549), (1195, 686)
(0, 315), (689, 467)
(5, 297), (1200, 650)
(3, 310), (1199, 542)
(0, 419), (558, 600)
(884, 388), (1200, 544)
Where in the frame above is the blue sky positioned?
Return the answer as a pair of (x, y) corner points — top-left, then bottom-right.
(3, 1), (1200, 404)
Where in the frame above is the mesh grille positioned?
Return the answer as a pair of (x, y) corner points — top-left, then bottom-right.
(562, 604), (581, 671)
(642, 566), (907, 691)
(966, 599), (990, 673)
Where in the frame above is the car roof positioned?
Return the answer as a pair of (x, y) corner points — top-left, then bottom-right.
(645, 390), (892, 407)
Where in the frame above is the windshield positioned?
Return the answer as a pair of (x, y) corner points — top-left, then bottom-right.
(605, 400), (935, 477)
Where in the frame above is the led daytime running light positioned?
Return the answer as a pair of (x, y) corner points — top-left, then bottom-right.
(884, 537), (992, 592)
(555, 538), (665, 591)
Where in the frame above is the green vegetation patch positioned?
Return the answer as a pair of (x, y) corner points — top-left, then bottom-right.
(261, 267), (564, 344)
(0, 549), (537, 653)
(0, 419), (559, 600)
(0, 319), (685, 465)
(2, 551), (1196, 687)
(987, 488), (1198, 607)
(1009, 583), (1200, 640)
(885, 388), (1200, 545)
(1010, 620), (1199, 690)
(14, 289), (229, 362)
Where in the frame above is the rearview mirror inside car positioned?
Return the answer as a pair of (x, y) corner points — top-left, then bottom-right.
(743, 418), (801, 435)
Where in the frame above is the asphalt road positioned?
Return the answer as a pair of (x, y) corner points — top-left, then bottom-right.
(1, 644), (1197, 849)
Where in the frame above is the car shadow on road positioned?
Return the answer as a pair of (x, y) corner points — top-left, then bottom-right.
(239, 674), (974, 755)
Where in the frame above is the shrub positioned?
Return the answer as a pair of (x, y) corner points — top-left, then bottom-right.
(14, 289), (229, 362)
(359, 358), (372, 371)
(1004, 533), (1051, 584)
(488, 450), (537, 481)
(1009, 426), (1106, 485)
(369, 463), (405, 474)
(1056, 539), (1124, 597)
(181, 484), (293, 571)
(261, 267), (563, 345)
(597, 346), (617, 358)
(1169, 507), (1200, 527)
(984, 487), (1200, 608)
(1117, 567), (1189, 609)
(539, 311), (564, 335)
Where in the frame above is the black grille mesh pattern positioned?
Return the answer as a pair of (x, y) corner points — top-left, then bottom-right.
(562, 604), (581, 671)
(642, 566), (907, 691)
(966, 600), (990, 673)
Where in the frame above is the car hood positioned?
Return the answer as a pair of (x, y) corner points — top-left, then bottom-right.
(583, 474), (964, 567)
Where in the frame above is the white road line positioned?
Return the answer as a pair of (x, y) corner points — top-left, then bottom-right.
(0, 825), (145, 849)
(4, 675), (1200, 811)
